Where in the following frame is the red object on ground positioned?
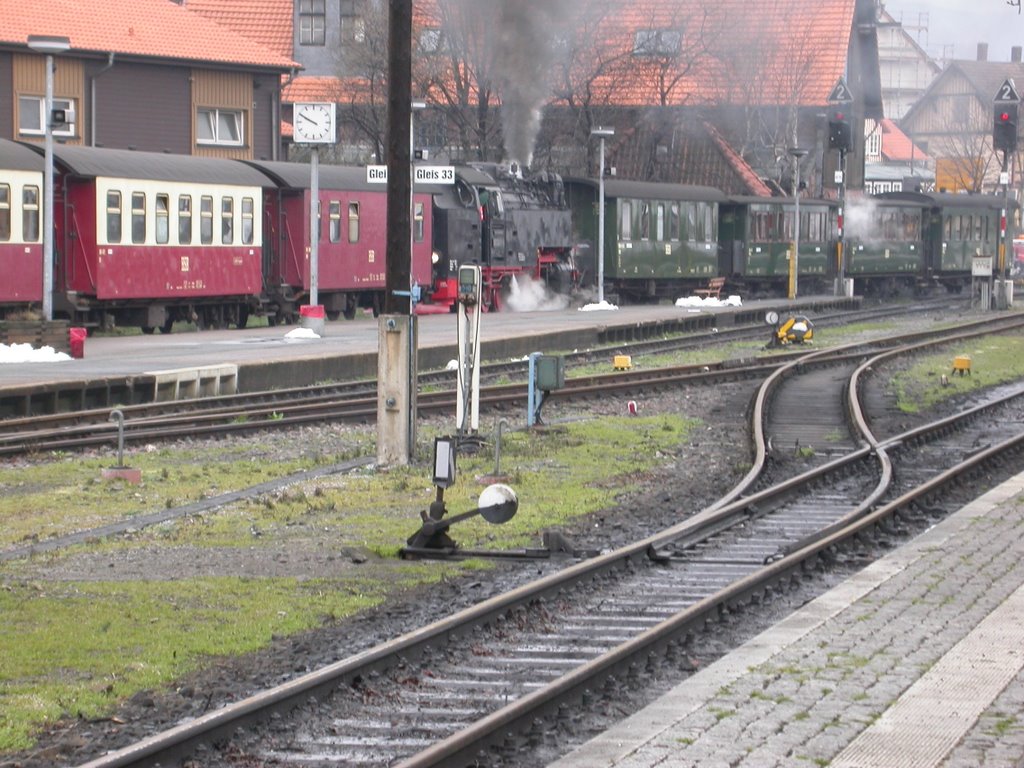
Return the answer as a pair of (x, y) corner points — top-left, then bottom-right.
(69, 327), (87, 359)
(299, 304), (325, 319)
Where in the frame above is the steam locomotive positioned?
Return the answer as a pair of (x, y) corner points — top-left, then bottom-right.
(0, 136), (1010, 332)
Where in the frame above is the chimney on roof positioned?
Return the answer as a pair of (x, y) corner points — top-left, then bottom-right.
(978, 43), (988, 61)
(1013, 46), (1022, 63)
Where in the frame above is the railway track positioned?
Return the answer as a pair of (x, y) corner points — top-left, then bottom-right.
(67, 315), (1024, 768)
(0, 300), (989, 458)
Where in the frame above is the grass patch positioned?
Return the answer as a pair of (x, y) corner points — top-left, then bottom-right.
(0, 414), (695, 753)
(889, 334), (1024, 413)
(0, 575), (396, 750)
(0, 446), (352, 550)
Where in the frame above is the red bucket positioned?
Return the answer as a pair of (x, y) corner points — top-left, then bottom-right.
(69, 327), (87, 359)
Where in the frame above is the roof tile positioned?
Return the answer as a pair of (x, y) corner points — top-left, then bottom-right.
(186, 0), (294, 60)
(0, 0), (296, 69)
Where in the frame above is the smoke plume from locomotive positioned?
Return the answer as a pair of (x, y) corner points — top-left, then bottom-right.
(492, 0), (569, 166)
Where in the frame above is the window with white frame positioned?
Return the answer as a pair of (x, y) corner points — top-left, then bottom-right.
(196, 108), (243, 146)
(865, 130), (881, 159)
(299, 0), (326, 45)
(18, 95), (76, 137)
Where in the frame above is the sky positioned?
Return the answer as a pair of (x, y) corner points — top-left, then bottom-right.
(882, 0), (1024, 62)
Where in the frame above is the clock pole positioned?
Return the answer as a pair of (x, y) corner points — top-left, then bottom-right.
(309, 145), (319, 307)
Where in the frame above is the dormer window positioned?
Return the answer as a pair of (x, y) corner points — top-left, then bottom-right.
(633, 29), (682, 57)
(419, 28), (448, 54)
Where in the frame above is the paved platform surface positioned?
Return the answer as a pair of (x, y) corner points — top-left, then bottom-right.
(0, 299), (796, 388)
(0, 297), (855, 411)
(550, 473), (1024, 768)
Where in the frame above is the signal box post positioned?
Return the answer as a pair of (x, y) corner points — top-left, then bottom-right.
(828, 77), (854, 298)
(993, 78), (1020, 310)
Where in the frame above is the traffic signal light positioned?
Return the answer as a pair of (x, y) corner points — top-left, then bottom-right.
(828, 109), (852, 152)
(993, 104), (1018, 153)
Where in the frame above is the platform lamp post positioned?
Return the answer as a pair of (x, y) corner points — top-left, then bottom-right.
(27, 34), (71, 322)
(788, 147), (808, 300)
(591, 127), (615, 306)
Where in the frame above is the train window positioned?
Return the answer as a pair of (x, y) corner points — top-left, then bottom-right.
(655, 203), (665, 241)
(944, 215), (952, 240)
(221, 197), (234, 244)
(348, 202), (360, 243)
(242, 197), (255, 245)
(414, 201), (425, 242)
(640, 203), (651, 240)
(200, 196), (213, 244)
(669, 203), (680, 241)
(695, 203), (709, 241)
(686, 204), (697, 241)
(0, 185), (9, 241)
(156, 194), (169, 245)
(23, 186), (40, 242)
(106, 191), (122, 243)
(329, 201), (342, 243)
(178, 196), (192, 245)
(621, 202), (632, 240)
(131, 192), (146, 244)
(902, 212), (920, 240)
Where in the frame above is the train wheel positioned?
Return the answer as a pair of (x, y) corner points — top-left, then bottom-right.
(236, 307), (249, 329)
(343, 295), (357, 320)
(159, 317), (174, 334)
(141, 326), (155, 335)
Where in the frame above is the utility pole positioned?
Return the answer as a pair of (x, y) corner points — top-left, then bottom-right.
(378, 0), (417, 466)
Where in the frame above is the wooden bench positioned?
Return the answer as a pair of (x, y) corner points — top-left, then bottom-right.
(692, 276), (726, 299)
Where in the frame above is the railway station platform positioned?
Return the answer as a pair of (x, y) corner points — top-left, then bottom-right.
(549, 472), (1024, 768)
(0, 295), (857, 417)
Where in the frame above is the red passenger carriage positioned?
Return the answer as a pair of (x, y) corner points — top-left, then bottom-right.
(244, 161), (434, 322)
(0, 139), (44, 312)
(51, 144), (268, 331)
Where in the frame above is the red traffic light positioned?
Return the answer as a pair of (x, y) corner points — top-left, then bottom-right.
(1000, 111), (1012, 122)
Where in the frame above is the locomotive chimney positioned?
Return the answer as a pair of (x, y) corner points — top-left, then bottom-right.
(977, 42), (988, 61)
(508, 161), (524, 179)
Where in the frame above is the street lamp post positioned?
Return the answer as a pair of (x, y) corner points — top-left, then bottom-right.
(788, 147), (808, 300)
(590, 127), (614, 305)
(410, 100), (426, 297)
(27, 34), (71, 322)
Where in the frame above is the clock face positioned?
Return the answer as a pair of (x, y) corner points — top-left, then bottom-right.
(294, 103), (334, 144)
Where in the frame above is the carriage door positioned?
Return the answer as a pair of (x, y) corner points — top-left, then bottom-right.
(478, 187), (505, 265)
(924, 207), (944, 275)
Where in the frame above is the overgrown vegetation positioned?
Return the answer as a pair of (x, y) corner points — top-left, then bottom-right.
(889, 335), (1024, 413)
(0, 414), (694, 752)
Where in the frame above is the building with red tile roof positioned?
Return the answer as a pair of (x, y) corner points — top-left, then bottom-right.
(407, 0), (881, 193)
(864, 118), (933, 193)
(0, 0), (297, 158)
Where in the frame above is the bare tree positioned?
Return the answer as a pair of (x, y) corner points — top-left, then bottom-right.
(705, 0), (827, 190)
(412, 1), (501, 161)
(334, 0), (389, 162)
